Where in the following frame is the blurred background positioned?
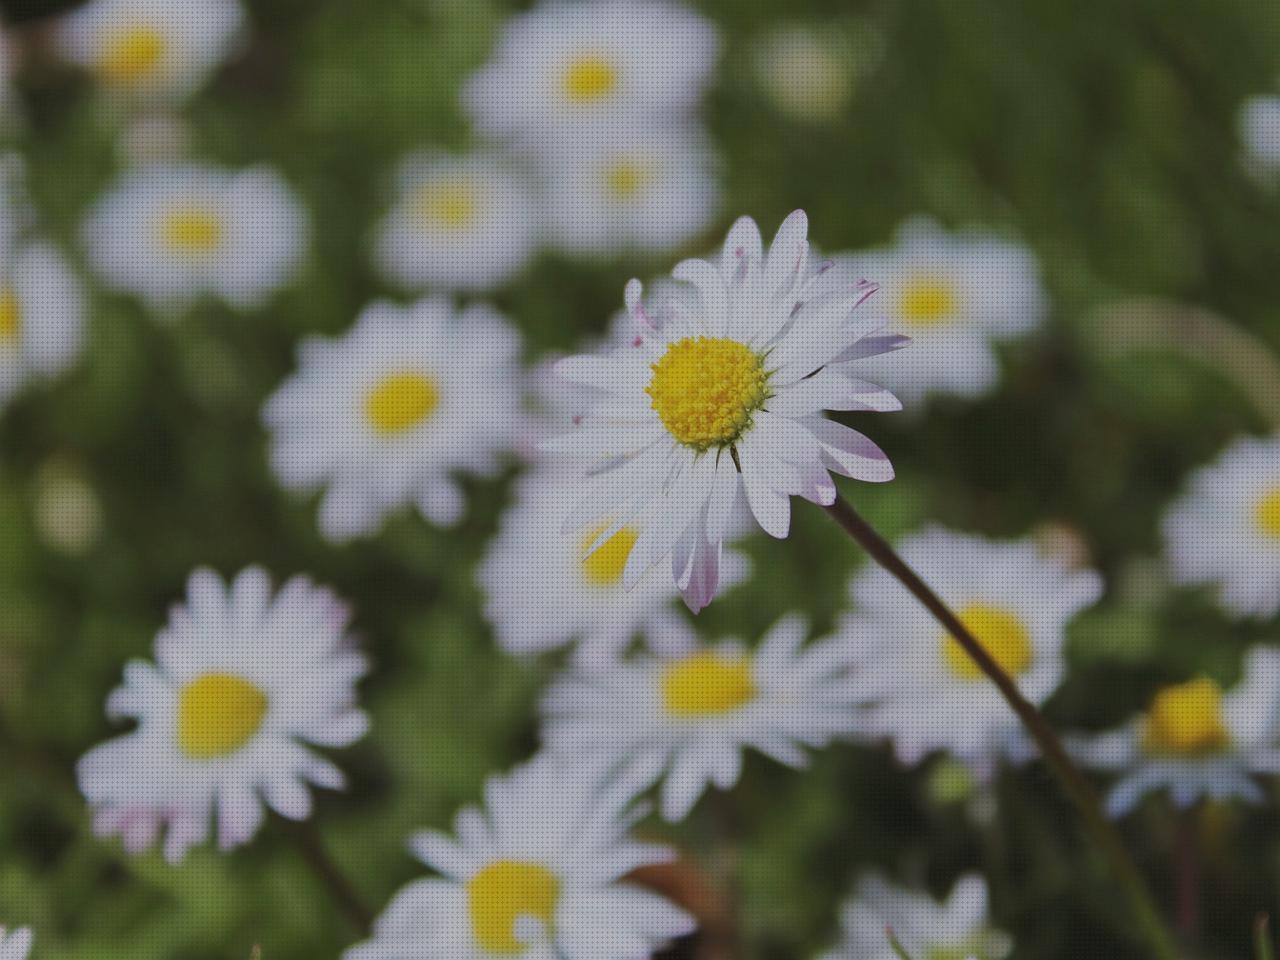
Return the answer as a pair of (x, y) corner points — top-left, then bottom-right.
(2, 0), (1280, 958)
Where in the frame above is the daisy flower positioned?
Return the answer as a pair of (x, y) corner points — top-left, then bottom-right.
(262, 298), (522, 542)
(540, 125), (720, 260)
(0, 240), (85, 411)
(753, 25), (867, 124)
(55, 0), (244, 102)
(545, 210), (906, 613)
(1163, 434), (1280, 619)
(1240, 95), (1280, 174)
(478, 467), (749, 665)
(831, 217), (1046, 405)
(372, 152), (537, 293)
(839, 526), (1103, 776)
(344, 758), (694, 960)
(0, 927), (32, 960)
(77, 567), (368, 863)
(1070, 648), (1280, 818)
(462, 0), (719, 141)
(820, 874), (1011, 960)
(82, 162), (308, 316)
(540, 615), (863, 821)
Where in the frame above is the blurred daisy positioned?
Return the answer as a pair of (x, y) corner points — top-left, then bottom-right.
(56, 0), (244, 102)
(545, 210), (905, 612)
(1240, 95), (1280, 174)
(753, 25), (874, 124)
(541, 615), (862, 821)
(463, 0), (718, 141)
(1163, 434), (1280, 618)
(0, 241), (85, 410)
(345, 758), (694, 960)
(839, 526), (1103, 775)
(821, 874), (1011, 960)
(832, 217), (1046, 405)
(373, 152), (537, 293)
(0, 927), (32, 960)
(541, 125), (719, 259)
(1071, 648), (1280, 818)
(77, 567), (368, 863)
(82, 162), (307, 316)
(263, 298), (522, 542)
(478, 468), (748, 665)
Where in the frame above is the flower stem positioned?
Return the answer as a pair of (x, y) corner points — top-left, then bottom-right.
(822, 493), (1178, 960)
(290, 821), (373, 934)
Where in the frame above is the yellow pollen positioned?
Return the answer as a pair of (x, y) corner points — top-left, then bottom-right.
(1144, 677), (1230, 756)
(0, 286), (20, 342)
(467, 860), (560, 954)
(603, 159), (651, 199)
(98, 24), (165, 84)
(662, 652), (757, 717)
(941, 603), (1034, 681)
(899, 275), (958, 327)
(177, 673), (268, 760)
(562, 55), (618, 103)
(580, 525), (639, 587)
(364, 371), (440, 435)
(410, 181), (480, 230)
(647, 336), (769, 450)
(1254, 489), (1280, 538)
(162, 206), (223, 254)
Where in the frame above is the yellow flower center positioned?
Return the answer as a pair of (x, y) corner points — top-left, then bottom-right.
(177, 672), (268, 760)
(603, 159), (652, 199)
(580, 525), (639, 587)
(364, 371), (440, 435)
(162, 205), (223, 255)
(1144, 677), (1230, 756)
(0, 286), (20, 342)
(99, 24), (165, 84)
(1254, 488), (1280, 538)
(562, 54), (618, 103)
(647, 336), (769, 450)
(467, 860), (561, 954)
(941, 603), (1034, 681)
(662, 652), (758, 717)
(410, 180), (480, 231)
(898, 275), (958, 327)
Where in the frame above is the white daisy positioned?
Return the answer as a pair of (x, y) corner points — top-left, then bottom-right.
(820, 874), (1011, 960)
(372, 152), (537, 293)
(263, 297), (522, 542)
(540, 614), (862, 821)
(1163, 434), (1280, 619)
(478, 467), (749, 666)
(752, 25), (866, 124)
(540, 124), (720, 260)
(462, 0), (719, 142)
(544, 210), (906, 613)
(0, 927), (32, 960)
(82, 162), (307, 316)
(344, 758), (694, 960)
(1240, 95), (1280, 174)
(0, 240), (85, 411)
(831, 217), (1046, 405)
(77, 566), (368, 863)
(1070, 647), (1280, 818)
(55, 0), (244, 102)
(839, 526), (1103, 776)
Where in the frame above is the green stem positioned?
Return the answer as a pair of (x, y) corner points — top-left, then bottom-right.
(823, 494), (1178, 960)
(290, 821), (373, 934)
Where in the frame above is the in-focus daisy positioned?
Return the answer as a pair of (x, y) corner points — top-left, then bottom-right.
(263, 298), (522, 542)
(820, 874), (1011, 960)
(479, 468), (748, 665)
(77, 567), (368, 863)
(0, 240), (85, 411)
(838, 526), (1103, 776)
(1070, 648), (1280, 818)
(82, 162), (307, 316)
(1240, 95), (1280, 175)
(373, 152), (537, 293)
(1163, 434), (1280, 619)
(345, 758), (694, 960)
(540, 125), (719, 259)
(56, 0), (244, 102)
(545, 210), (906, 613)
(831, 217), (1046, 405)
(462, 0), (718, 141)
(0, 927), (32, 960)
(540, 615), (862, 821)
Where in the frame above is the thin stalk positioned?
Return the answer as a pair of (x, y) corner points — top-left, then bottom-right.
(290, 821), (373, 934)
(1256, 915), (1274, 960)
(823, 494), (1177, 960)
(1175, 805), (1201, 938)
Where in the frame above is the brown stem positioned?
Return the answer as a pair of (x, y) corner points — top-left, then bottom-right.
(291, 821), (373, 934)
(823, 494), (1177, 960)
(1175, 805), (1201, 938)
